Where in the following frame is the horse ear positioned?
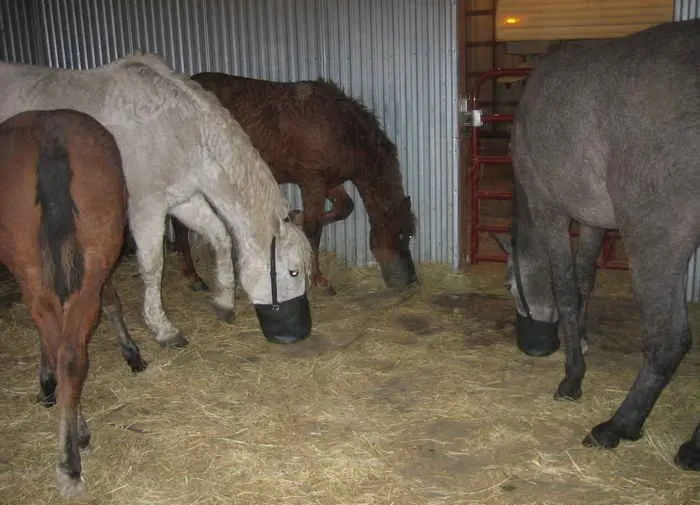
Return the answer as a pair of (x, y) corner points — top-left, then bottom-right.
(489, 232), (512, 257)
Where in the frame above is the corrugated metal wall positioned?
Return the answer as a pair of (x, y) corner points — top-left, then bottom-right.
(675, 0), (700, 302)
(0, 0), (460, 268)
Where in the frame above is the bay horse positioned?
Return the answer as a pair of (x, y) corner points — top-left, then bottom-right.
(496, 20), (700, 469)
(0, 109), (147, 497)
(173, 72), (417, 295)
(0, 54), (312, 347)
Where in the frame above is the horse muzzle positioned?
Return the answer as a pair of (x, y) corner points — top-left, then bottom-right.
(254, 294), (312, 344)
(515, 313), (559, 357)
(376, 248), (418, 289)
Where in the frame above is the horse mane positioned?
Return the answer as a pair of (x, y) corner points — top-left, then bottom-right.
(312, 78), (398, 160)
(308, 79), (408, 213)
(111, 53), (289, 245)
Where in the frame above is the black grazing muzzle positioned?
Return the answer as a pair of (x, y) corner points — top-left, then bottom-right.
(512, 240), (559, 357)
(254, 237), (312, 344)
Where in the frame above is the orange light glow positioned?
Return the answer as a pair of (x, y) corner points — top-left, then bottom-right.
(504, 16), (520, 25)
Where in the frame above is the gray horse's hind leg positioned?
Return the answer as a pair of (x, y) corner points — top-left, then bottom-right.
(169, 196), (235, 323)
(676, 423), (700, 470)
(582, 234), (692, 449)
(129, 209), (188, 347)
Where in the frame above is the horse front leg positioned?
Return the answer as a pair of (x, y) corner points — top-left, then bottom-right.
(171, 216), (210, 292)
(320, 185), (355, 225)
(545, 217), (587, 401)
(101, 279), (147, 372)
(170, 196), (236, 323)
(301, 186), (335, 295)
(130, 209), (187, 347)
(582, 238), (691, 449)
(575, 225), (606, 354)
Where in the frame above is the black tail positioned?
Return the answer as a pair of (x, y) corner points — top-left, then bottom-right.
(35, 123), (84, 304)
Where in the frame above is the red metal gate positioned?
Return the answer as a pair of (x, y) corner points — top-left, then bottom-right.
(466, 68), (627, 270)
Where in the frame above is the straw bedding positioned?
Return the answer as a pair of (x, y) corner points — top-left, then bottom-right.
(0, 251), (698, 504)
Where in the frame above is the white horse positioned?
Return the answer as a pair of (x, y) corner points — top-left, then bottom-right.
(0, 54), (312, 351)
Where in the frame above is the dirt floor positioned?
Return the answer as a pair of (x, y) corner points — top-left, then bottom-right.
(0, 251), (698, 505)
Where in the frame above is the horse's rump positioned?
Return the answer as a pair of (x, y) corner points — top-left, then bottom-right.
(513, 19), (700, 228)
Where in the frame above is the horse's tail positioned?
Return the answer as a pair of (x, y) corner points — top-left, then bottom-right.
(35, 122), (84, 305)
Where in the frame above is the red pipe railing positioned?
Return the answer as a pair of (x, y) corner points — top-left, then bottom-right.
(466, 68), (627, 270)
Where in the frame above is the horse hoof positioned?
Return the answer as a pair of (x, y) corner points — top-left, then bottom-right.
(124, 351), (148, 373)
(324, 285), (337, 296)
(554, 378), (582, 401)
(189, 279), (210, 292)
(36, 391), (56, 408)
(56, 470), (86, 499)
(158, 332), (189, 348)
(213, 305), (235, 323)
(675, 441), (700, 470)
(582, 420), (643, 449)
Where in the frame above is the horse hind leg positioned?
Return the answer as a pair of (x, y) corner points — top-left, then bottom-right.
(169, 195), (236, 322)
(676, 423), (700, 470)
(582, 233), (692, 451)
(101, 279), (147, 372)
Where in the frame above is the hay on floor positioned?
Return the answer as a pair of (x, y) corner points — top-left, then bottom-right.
(0, 251), (698, 505)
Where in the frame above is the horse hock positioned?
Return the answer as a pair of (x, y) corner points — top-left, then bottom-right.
(254, 293), (312, 344)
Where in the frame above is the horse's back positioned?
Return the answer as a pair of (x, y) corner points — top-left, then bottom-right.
(192, 72), (393, 184)
(513, 20), (700, 227)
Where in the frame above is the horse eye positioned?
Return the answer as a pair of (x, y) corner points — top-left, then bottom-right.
(289, 270), (299, 277)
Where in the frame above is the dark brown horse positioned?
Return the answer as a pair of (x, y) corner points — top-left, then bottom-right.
(0, 109), (147, 497)
(172, 73), (418, 295)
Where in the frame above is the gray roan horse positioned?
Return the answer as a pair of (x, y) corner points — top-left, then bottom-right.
(495, 20), (700, 470)
(0, 54), (313, 347)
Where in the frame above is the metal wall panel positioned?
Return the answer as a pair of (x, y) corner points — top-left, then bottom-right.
(675, 0), (700, 18)
(1, 0), (459, 268)
(0, 0), (43, 63)
(675, 0), (700, 302)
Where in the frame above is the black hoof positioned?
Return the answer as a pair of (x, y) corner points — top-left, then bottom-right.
(213, 305), (235, 324)
(189, 278), (210, 292)
(324, 285), (337, 296)
(124, 350), (148, 373)
(675, 441), (700, 470)
(554, 377), (582, 401)
(582, 420), (643, 449)
(158, 332), (189, 348)
(36, 391), (56, 408)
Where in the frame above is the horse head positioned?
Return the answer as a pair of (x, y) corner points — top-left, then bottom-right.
(241, 218), (313, 344)
(491, 230), (559, 357)
(370, 195), (418, 289)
